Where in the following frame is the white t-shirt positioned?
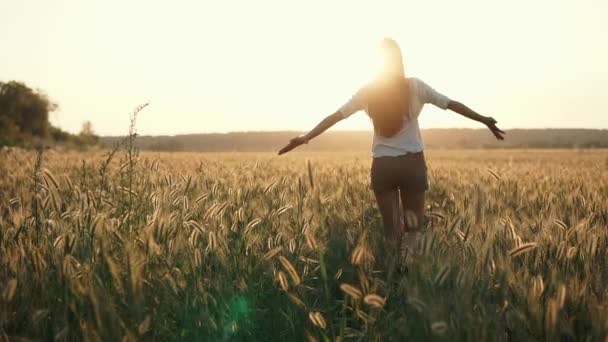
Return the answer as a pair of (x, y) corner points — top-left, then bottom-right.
(338, 77), (451, 158)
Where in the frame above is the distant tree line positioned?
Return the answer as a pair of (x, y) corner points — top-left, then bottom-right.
(101, 128), (608, 152)
(0, 80), (98, 148)
(4, 79), (603, 152)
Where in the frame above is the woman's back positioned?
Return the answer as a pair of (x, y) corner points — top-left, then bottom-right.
(338, 77), (451, 157)
(366, 77), (410, 138)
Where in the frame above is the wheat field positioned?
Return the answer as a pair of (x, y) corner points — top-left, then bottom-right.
(0, 148), (607, 341)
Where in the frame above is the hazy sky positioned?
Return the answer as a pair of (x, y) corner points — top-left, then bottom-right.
(1, 0), (606, 136)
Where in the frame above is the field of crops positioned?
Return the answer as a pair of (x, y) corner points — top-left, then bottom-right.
(1, 148), (607, 341)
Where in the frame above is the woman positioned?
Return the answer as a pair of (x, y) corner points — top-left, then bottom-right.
(278, 38), (505, 253)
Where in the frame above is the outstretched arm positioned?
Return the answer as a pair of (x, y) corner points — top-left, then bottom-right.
(447, 101), (505, 140)
(278, 111), (343, 155)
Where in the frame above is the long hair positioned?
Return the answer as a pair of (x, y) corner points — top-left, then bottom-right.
(366, 38), (410, 138)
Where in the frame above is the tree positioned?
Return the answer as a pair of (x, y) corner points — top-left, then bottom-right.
(80, 121), (94, 136)
(0, 81), (58, 141)
(0, 80), (99, 148)
(79, 120), (99, 146)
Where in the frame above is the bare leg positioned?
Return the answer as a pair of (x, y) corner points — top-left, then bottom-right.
(374, 190), (403, 252)
(400, 190), (425, 233)
(400, 191), (425, 252)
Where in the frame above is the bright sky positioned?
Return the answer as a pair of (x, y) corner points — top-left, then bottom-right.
(1, 0), (606, 136)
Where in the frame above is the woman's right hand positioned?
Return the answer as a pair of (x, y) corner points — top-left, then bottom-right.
(483, 117), (506, 140)
(278, 135), (309, 155)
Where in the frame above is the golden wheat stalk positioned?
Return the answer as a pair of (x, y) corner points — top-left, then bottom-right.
(558, 285), (567, 309)
(245, 218), (262, 235)
(509, 242), (538, 257)
(486, 168), (501, 181)
(2, 279), (17, 302)
(277, 271), (289, 290)
(363, 294), (385, 308)
(304, 330), (318, 342)
(340, 283), (362, 300)
(305, 231), (318, 250)
(351, 246), (365, 265)
(431, 321), (448, 336)
(263, 247), (283, 260)
(545, 299), (559, 333)
(308, 311), (326, 330)
(279, 256), (301, 286)
(287, 291), (305, 307)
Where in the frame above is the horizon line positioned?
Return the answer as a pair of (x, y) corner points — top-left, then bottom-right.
(100, 127), (608, 138)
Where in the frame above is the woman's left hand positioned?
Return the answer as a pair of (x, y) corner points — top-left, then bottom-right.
(278, 136), (308, 155)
